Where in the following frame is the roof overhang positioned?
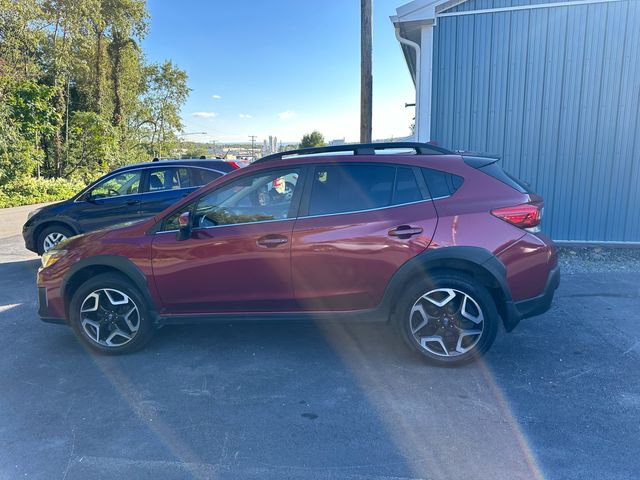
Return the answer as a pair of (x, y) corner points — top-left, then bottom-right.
(391, 0), (470, 80)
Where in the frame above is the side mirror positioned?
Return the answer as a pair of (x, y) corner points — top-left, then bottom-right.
(176, 211), (192, 241)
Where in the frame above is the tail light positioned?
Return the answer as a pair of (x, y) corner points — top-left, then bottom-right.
(228, 161), (241, 169)
(491, 203), (542, 232)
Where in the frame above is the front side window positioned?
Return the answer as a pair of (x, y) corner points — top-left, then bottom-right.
(89, 171), (141, 198)
(307, 164), (396, 216)
(163, 168), (300, 231)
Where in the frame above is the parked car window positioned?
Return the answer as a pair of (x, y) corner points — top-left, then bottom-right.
(308, 164), (395, 216)
(163, 168), (300, 231)
(147, 167), (191, 192)
(192, 168), (223, 187)
(421, 168), (464, 199)
(393, 167), (422, 205)
(88, 171), (141, 199)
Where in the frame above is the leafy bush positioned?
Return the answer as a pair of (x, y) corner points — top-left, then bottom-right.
(0, 176), (86, 208)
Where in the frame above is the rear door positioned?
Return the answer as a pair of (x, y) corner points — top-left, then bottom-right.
(291, 162), (438, 311)
(138, 166), (217, 218)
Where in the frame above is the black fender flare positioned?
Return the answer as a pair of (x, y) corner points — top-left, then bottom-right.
(33, 216), (82, 236)
(61, 255), (159, 319)
(378, 246), (520, 331)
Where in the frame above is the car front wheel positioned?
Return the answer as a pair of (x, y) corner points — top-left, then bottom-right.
(69, 273), (155, 354)
(396, 272), (498, 366)
(37, 225), (74, 254)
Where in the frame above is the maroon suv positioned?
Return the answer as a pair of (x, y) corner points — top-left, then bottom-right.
(37, 143), (559, 365)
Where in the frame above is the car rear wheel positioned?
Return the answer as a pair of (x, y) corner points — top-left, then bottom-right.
(69, 273), (155, 354)
(37, 225), (74, 254)
(396, 272), (498, 366)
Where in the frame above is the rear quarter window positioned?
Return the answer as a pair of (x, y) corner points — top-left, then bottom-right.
(421, 168), (463, 199)
(192, 168), (223, 187)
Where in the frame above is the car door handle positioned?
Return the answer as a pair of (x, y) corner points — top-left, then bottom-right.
(126, 200), (140, 206)
(388, 225), (423, 237)
(257, 234), (289, 247)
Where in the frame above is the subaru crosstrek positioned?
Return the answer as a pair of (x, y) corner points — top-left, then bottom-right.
(23, 159), (238, 254)
(36, 143), (559, 366)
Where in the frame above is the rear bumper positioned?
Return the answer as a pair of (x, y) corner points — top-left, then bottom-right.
(503, 264), (560, 330)
(513, 264), (560, 319)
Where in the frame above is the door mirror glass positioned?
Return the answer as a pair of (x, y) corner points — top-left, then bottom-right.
(176, 211), (192, 241)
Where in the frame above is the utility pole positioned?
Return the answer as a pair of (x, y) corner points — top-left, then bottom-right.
(249, 135), (257, 159)
(360, 0), (373, 143)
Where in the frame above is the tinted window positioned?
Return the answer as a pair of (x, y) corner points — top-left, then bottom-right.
(308, 165), (395, 216)
(147, 167), (191, 192)
(421, 168), (463, 199)
(393, 167), (422, 205)
(163, 169), (300, 231)
(193, 168), (222, 187)
(89, 171), (141, 198)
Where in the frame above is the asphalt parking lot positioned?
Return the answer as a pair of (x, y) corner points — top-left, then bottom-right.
(1, 206), (639, 480)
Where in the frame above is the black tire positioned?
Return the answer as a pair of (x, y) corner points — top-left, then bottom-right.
(395, 271), (499, 367)
(68, 273), (155, 355)
(37, 224), (74, 255)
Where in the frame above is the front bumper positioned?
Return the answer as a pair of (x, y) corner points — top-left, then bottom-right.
(37, 286), (66, 324)
(22, 223), (37, 253)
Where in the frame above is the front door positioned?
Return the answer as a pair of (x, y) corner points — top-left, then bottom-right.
(72, 169), (143, 232)
(152, 166), (304, 314)
(291, 163), (438, 311)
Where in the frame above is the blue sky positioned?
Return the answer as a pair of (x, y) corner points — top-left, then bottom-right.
(143, 0), (415, 144)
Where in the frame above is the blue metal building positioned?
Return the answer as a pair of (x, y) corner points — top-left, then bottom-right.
(392, 0), (640, 243)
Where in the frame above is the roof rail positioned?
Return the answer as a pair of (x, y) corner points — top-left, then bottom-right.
(253, 142), (452, 164)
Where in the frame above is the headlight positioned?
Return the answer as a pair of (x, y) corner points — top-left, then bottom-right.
(41, 249), (68, 269)
(27, 207), (43, 220)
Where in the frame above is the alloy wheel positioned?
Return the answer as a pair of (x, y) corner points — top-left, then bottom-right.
(43, 232), (67, 252)
(409, 288), (484, 357)
(79, 288), (140, 347)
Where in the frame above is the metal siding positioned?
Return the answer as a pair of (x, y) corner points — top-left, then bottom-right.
(537, 6), (567, 237)
(446, 0), (589, 13)
(620, 1), (640, 240)
(431, 0), (639, 241)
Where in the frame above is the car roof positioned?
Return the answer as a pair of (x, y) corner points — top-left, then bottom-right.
(112, 159), (237, 174)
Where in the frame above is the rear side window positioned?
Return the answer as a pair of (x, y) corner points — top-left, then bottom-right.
(307, 164), (427, 216)
(393, 167), (422, 205)
(147, 167), (192, 192)
(421, 168), (463, 199)
(308, 165), (395, 216)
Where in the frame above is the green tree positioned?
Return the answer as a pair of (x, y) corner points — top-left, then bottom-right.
(300, 131), (325, 148)
(136, 60), (190, 158)
(65, 111), (118, 179)
(7, 80), (60, 177)
(0, 103), (38, 185)
(0, 0), (190, 206)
